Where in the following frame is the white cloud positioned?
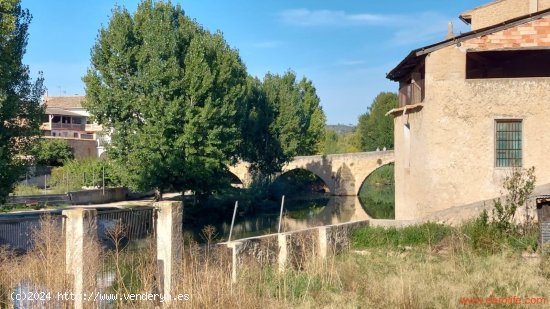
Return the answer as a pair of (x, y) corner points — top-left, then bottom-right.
(279, 9), (469, 46)
(279, 9), (390, 26)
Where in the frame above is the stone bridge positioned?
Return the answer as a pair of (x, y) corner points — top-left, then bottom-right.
(229, 150), (395, 196)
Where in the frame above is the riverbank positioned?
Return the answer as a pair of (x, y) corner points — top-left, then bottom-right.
(0, 219), (547, 308)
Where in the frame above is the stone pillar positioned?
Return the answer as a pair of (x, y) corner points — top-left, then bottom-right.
(278, 233), (288, 272)
(317, 226), (328, 260)
(155, 201), (183, 300)
(63, 208), (97, 309)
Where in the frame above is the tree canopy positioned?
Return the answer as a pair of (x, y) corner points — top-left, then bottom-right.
(262, 71), (325, 157)
(355, 92), (397, 151)
(84, 1), (327, 196)
(0, 0), (44, 203)
(239, 71), (326, 175)
(83, 1), (248, 197)
(30, 139), (74, 166)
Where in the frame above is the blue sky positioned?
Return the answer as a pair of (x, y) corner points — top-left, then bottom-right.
(21, 0), (487, 124)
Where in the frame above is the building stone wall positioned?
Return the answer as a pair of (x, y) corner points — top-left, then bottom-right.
(393, 20), (550, 220)
(64, 138), (98, 159)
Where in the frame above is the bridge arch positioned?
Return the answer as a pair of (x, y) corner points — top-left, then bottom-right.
(227, 171), (244, 187)
(356, 162), (394, 194)
(273, 168), (333, 193)
(353, 158), (395, 196)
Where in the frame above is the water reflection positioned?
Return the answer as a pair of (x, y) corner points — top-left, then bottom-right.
(217, 196), (370, 241)
(358, 184), (395, 219)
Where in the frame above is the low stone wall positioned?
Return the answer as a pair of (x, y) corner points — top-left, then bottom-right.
(5, 188), (152, 208)
(222, 220), (369, 281)
(68, 187), (129, 205)
(7, 194), (70, 205)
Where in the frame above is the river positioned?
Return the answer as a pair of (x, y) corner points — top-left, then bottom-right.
(187, 185), (395, 242)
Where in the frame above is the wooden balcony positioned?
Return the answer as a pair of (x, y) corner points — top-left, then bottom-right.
(399, 79), (425, 107)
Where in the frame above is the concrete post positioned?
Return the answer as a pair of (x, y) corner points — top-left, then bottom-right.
(227, 241), (241, 283)
(317, 226), (328, 260)
(278, 233), (287, 272)
(155, 201), (183, 300)
(63, 208), (97, 309)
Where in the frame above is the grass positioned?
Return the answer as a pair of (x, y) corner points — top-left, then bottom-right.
(352, 222), (452, 249)
(11, 184), (45, 196)
(1, 218), (549, 308)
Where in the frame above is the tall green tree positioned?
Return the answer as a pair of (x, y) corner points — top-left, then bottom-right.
(239, 72), (326, 176)
(238, 77), (287, 175)
(83, 1), (247, 199)
(0, 0), (44, 203)
(355, 92), (398, 151)
(299, 78), (326, 155)
(263, 71), (325, 157)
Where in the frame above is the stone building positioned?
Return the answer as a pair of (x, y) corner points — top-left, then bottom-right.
(41, 96), (107, 159)
(387, 0), (550, 220)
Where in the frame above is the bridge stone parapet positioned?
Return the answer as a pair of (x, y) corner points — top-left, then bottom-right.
(229, 150), (394, 196)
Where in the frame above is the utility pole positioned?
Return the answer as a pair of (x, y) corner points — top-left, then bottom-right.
(102, 166), (105, 196)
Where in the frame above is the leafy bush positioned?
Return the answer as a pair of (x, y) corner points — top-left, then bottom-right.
(492, 166), (536, 231)
(459, 211), (539, 255)
(50, 159), (123, 191)
(30, 139), (74, 166)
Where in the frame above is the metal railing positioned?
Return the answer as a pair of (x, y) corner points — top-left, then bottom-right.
(0, 214), (64, 253)
(96, 207), (156, 249)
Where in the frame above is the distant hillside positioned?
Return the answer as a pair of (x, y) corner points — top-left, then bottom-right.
(326, 124), (355, 134)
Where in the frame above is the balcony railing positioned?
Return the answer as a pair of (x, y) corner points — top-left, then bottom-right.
(41, 123), (103, 132)
(50, 123), (86, 131)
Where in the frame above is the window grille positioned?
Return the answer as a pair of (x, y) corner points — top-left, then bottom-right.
(495, 120), (522, 167)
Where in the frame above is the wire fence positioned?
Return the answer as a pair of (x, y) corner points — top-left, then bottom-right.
(2, 207), (158, 308)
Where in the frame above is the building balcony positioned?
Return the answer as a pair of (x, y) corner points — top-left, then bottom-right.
(399, 79), (425, 107)
(41, 122), (103, 132)
(41, 122), (86, 131)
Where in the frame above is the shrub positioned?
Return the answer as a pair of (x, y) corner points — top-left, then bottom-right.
(492, 166), (536, 231)
(458, 210), (539, 255)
